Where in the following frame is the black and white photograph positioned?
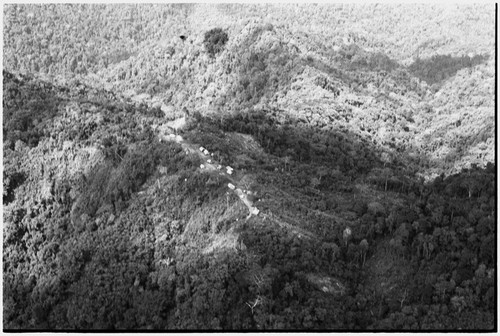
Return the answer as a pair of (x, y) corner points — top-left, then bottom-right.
(2, 3), (496, 331)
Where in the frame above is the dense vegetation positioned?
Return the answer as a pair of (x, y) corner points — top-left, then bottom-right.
(3, 4), (495, 331)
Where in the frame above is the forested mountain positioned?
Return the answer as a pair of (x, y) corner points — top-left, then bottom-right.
(3, 4), (496, 331)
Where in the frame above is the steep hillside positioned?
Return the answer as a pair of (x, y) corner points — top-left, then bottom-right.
(3, 4), (496, 331)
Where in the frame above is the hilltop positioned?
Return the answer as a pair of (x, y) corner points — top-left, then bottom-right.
(3, 4), (496, 330)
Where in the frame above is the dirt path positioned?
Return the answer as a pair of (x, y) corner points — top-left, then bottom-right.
(155, 118), (326, 243)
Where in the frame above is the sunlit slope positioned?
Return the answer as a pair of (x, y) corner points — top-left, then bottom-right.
(4, 4), (494, 177)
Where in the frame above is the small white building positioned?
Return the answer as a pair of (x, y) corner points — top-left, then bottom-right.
(200, 164), (205, 169)
(203, 149), (210, 155)
(343, 227), (352, 243)
(207, 159), (212, 164)
(250, 207), (260, 215)
(199, 147), (205, 152)
(228, 183), (235, 190)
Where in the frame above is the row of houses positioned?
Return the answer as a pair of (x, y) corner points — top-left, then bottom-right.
(198, 147), (259, 216)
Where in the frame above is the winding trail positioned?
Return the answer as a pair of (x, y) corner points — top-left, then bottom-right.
(148, 109), (325, 242)
(155, 118), (342, 292)
(159, 132), (322, 242)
